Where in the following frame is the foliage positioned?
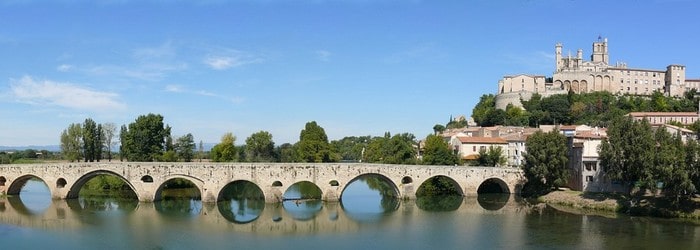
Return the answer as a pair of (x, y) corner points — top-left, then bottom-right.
(477, 90), (698, 127)
(175, 133), (196, 162)
(432, 124), (446, 135)
(82, 118), (103, 162)
(421, 134), (458, 165)
(600, 116), (698, 202)
(245, 131), (276, 162)
(522, 130), (570, 190)
(276, 143), (297, 163)
(331, 136), (371, 162)
(476, 145), (507, 167)
(119, 114), (171, 162)
(296, 121), (339, 163)
(599, 116), (655, 191)
(102, 122), (117, 162)
(472, 94), (497, 126)
(364, 133), (417, 164)
(211, 132), (238, 162)
(60, 123), (83, 162)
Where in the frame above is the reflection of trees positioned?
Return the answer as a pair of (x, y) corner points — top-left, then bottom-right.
(76, 196), (138, 212)
(361, 175), (399, 212)
(477, 193), (509, 211)
(217, 198), (265, 224)
(79, 175), (137, 199)
(416, 195), (463, 212)
(155, 199), (201, 217)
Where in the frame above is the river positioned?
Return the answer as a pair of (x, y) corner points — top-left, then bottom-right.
(1, 179), (699, 249)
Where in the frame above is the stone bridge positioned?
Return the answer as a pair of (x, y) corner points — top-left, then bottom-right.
(0, 163), (526, 203)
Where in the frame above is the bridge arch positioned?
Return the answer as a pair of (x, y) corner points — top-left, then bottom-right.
(6, 174), (48, 196)
(339, 173), (400, 202)
(66, 170), (138, 200)
(477, 177), (511, 194)
(153, 175), (204, 201)
(217, 179), (265, 201)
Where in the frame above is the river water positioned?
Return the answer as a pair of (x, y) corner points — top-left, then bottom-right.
(1, 179), (700, 249)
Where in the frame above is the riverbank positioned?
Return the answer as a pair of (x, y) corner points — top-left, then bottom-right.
(538, 190), (700, 220)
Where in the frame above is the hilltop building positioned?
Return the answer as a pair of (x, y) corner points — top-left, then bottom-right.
(495, 37), (700, 109)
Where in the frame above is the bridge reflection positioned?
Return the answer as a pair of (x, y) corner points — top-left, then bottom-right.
(0, 195), (527, 235)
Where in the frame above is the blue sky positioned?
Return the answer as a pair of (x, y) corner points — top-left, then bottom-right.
(1, 0), (699, 147)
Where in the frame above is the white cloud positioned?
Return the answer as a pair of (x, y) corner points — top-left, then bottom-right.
(165, 84), (184, 93)
(203, 49), (263, 70)
(57, 64), (74, 72)
(316, 50), (332, 62)
(133, 41), (176, 60)
(9, 76), (126, 112)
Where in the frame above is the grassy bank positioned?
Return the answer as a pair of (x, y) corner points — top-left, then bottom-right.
(539, 190), (700, 220)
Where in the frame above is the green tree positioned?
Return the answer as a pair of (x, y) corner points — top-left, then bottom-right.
(245, 131), (276, 162)
(422, 134), (458, 165)
(119, 113), (171, 162)
(432, 124), (446, 135)
(175, 133), (196, 162)
(599, 116), (655, 193)
(276, 143), (297, 162)
(82, 118), (103, 162)
(211, 132), (238, 162)
(472, 94), (497, 126)
(102, 122), (117, 162)
(296, 121), (338, 163)
(331, 136), (371, 162)
(523, 130), (570, 191)
(364, 133), (417, 164)
(60, 123), (83, 162)
(477, 145), (507, 167)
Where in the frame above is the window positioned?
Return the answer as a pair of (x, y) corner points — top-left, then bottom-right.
(586, 176), (594, 182)
(473, 146), (476, 151)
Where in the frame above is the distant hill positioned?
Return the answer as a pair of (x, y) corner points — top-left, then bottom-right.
(0, 145), (61, 152)
(0, 143), (218, 153)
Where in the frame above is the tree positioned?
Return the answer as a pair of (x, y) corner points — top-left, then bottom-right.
(245, 131), (275, 162)
(60, 123), (82, 162)
(432, 124), (446, 135)
(422, 134), (458, 165)
(364, 133), (417, 164)
(119, 113), (171, 162)
(198, 140), (204, 162)
(102, 122), (117, 162)
(477, 146), (507, 167)
(176, 133), (196, 162)
(82, 118), (102, 162)
(211, 132), (237, 162)
(276, 143), (297, 162)
(331, 136), (371, 162)
(522, 130), (570, 191)
(472, 94), (496, 126)
(599, 116), (655, 193)
(296, 121), (338, 163)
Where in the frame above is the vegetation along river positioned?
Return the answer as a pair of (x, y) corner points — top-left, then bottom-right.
(1, 177), (699, 249)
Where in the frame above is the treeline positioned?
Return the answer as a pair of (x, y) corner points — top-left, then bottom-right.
(0, 149), (61, 164)
(600, 116), (700, 203)
(473, 90), (699, 127)
(60, 114), (460, 165)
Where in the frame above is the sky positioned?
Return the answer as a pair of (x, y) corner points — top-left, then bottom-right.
(1, 0), (700, 147)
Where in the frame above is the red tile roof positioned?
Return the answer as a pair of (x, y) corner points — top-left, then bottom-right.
(456, 136), (507, 144)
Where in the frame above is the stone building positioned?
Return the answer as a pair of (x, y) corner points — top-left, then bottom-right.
(495, 38), (700, 109)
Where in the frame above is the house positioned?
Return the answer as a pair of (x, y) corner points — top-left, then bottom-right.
(449, 136), (508, 163)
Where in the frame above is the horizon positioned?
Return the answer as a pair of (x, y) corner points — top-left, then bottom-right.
(2, 0), (700, 147)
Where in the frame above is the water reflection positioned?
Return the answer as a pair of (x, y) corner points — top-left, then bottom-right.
(218, 198), (264, 224)
(477, 193), (510, 211)
(340, 175), (399, 222)
(416, 195), (463, 212)
(154, 199), (202, 218)
(282, 200), (323, 221)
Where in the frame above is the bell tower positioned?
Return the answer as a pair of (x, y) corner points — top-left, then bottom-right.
(591, 37), (609, 65)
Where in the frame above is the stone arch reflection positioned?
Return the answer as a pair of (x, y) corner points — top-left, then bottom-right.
(476, 178), (510, 211)
(282, 181), (323, 221)
(339, 174), (399, 220)
(217, 180), (265, 224)
(415, 175), (463, 211)
(7, 176), (51, 214)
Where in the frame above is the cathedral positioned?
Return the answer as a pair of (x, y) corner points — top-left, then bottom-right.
(495, 38), (700, 109)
